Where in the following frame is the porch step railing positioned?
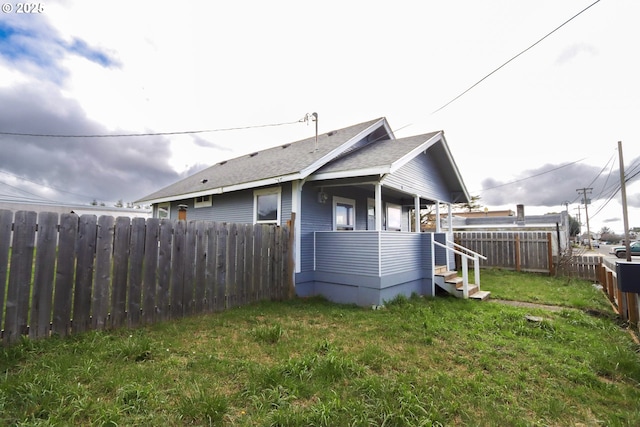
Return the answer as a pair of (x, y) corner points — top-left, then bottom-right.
(433, 239), (487, 299)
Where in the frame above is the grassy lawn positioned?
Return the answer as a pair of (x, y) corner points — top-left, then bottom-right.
(1, 270), (639, 426)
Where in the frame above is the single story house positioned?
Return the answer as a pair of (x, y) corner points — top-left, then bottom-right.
(136, 117), (487, 305)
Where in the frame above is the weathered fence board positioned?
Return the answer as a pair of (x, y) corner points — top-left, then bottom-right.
(52, 213), (78, 337)
(142, 218), (160, 324)
(74, 214), (97, 334)
(30, 212), (57, 339)
(0, 210), (12, 332)
(111, 217), (130, 329)
(5, 210), (37, 343)
(157, 219), (173, 321)
(94, 215), (114, 330)
(128, 217), (146, 328)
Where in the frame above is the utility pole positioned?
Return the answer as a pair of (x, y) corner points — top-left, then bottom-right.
(618, 141), (631, 261)
(577, 187), (593, 249)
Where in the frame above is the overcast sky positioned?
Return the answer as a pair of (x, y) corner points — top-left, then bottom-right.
(1, 0), (638, 234)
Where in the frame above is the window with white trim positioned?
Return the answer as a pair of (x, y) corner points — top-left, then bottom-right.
(334, 196), (356, 231)
(386, 203), (402, 231)
(157, 202), (170, 219)
(254, 187), (281, 224)
(194, 195), (212, 208)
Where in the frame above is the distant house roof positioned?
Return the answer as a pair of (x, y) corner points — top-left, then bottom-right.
(136, 117), (470, 205)
(450, 212), (567, 230)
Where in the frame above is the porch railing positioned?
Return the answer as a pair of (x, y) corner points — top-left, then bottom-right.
(433, 239), (487, 298)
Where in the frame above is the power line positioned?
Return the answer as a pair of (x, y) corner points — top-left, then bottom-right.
(477, 157), (586, 192)
(0, 118), (303, 138)
(431, 0), (603, 114)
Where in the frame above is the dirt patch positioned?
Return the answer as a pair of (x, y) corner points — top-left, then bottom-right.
(489, 299), (569, 312)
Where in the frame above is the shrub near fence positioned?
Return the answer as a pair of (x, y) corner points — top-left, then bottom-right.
(0, 210), (293, 345)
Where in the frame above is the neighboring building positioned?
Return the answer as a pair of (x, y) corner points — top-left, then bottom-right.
(0, 201), (151, 219)
(137, 117), (479, 305)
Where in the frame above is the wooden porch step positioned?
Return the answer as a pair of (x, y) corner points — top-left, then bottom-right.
(470, 290), (491, 301)
(434, 265), (448, 275)
(435, 267), (490, 300)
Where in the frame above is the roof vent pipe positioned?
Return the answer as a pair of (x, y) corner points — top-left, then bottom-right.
(312, 112), (318, 151)
(301, 112), (318, 152)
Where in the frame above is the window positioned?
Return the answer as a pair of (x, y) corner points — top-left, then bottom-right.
(254, 187), (281, 224)
(194, 195), (212, 208)
(386, 203), (402, 231)
(157, 202), (170, 219)
(333, 196), (355, 230)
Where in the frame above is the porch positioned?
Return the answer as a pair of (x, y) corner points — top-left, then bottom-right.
(296, 231), (487, 306)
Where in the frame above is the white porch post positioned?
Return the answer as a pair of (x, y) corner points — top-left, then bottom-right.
(435, 201), (441, 233)
(447, 202), (453, 232)
(414, 195), (420, 233)
(375, 183), (382, 231)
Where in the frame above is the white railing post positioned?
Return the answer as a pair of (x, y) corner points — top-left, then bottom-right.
(462, 256), (469, 298)
(474, 255), (481, 288)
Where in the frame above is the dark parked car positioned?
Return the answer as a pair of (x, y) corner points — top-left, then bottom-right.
(610, 241), (640, 258)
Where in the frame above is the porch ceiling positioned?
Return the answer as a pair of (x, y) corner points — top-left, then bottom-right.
(311, 180), (438, 205)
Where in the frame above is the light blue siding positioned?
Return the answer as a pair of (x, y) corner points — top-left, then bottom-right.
(380, 233), (423, 275)
(315, 232), (379, 276)
(161, 183), (292, 226)
(384, 154), (451, 202)
(305, 231), (436, 305)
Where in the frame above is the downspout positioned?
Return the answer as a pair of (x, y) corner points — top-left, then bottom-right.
(292, 179), (304, 274)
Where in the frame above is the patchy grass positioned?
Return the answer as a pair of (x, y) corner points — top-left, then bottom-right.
(1, 271), (639, 426)
(480, 268), (614, 313)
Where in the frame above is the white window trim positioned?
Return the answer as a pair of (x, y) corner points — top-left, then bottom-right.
(386, 202), (402, 231)
(367, 197), (376, 230)
(333, 196), (356, 231)
(253, 187), (281, 224)
(157, 202), (170, 219)
(194, 195), (212, 208)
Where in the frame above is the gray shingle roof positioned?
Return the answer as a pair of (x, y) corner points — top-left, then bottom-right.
(136, 118), (386, 203)
(313, 132), (441, 175)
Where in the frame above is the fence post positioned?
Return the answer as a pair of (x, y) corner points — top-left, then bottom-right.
(515, 234), (521, 272)
(547, 232), (554, 276)
(287, 213), (296, 299)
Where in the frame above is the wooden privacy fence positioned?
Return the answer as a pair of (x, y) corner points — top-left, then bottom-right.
(0, 210), (293, 345)
(453, 231), (602, 281)
(598, 262), (639, 329)
(454, 231), (553, 273)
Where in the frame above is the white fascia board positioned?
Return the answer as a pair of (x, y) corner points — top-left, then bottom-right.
(389, 132), (442, 174)
(306, 166), (389, 182)
(439, 133), (472, 202)
(299, 118), (389, 178)
(143, 173), (305, 205)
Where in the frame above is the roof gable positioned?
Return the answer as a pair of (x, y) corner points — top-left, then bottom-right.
(308, 131), (470, 203)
